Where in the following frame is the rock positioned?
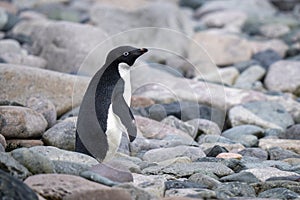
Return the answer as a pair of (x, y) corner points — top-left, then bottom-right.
(186, 118), (221, 139)
(200, 142), (245, 153)
(215, 182), (256, 199)
(198, 10), (247, 32)
(252, 49), (282, 70)
(282, 124), (300, 140)
(238, 148), (268, 161)
(165, 180), (207, 190)
(222, 125), (264, 147)
(90, 2), (193, 62)
(245, 167), (299, 182)
(161, 116), (196, 137)
(265, 60), (300, 96)
(189, 30), (252, 66)
(250, 39), (288, 58)
(59, 106), (80, 120)
(251, 180), (300, 194)
(133, 174), (166, 197)
(0, 64), (89, 116)
(271, 0), (300, 11)
(89, 163), (133, 183)
(142, 162), (234, 178)
(0, 152), (31, 180)
(268, 147), (300, 160)
(258, 187), (300, 199)
(220, 171), (260, 184)
(143, 145), (205, 163)
(165, 188), (216, 199)
(106, 156), (142, 173)
(24, 174), (131, 200)
(29, 146), (98, 166)
(6, 139), (44, 151)
(0, 169), (38, 200)
(1, 53), (47, 69)
(12, 19), (108, 73)
(216, 152), (242, 160)
(0, 39), (22, 55)
(189, 173), (221, 189)
(259, 138), (300, 154)
(259, 23), (291, 38)
(26, 96), (56, 128)
(165, 56), (195, 78)
(233, 60), (261, 72)
(116, 183), (159, 200)
(131, 96), (155, 108)
(158, 157), (192, 167)
(199, 67), (240, 86)
(198, 135), (235, 144)
(80, 170), (119, 187)
(0, 134), (7, 149)
(0, 106), (47, 138)
(42, 117), (76, 150)
(234, 65), (266, 89)
(228, 101), (294, 130)
(10, 148), (56, 174)
(206, 145), (228, 157)
(0, 7), (8, 30)
(179, 0), (205, 9)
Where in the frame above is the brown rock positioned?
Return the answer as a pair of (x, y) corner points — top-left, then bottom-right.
(216, 152), (242, 160)
(131, 96), (155, 107)
(0, 64), (89, 116)
(6, 139), (43, 151)
(24, 174), (131, 200)
(90, 163), (133, 183)
(0, 106), (47, 138)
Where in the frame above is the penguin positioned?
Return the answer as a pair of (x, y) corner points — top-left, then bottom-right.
(76, 46), (148, 162)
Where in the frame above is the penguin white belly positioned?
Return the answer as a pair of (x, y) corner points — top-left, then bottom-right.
(118, 63), (132, 106)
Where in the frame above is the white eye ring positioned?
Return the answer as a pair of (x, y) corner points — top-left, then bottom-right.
(123, 52), (129, 56)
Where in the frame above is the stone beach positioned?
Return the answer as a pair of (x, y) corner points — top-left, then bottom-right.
(0, 0), (300, 199)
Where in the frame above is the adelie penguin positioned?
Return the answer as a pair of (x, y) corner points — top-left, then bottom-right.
(76, 46), (148, 162)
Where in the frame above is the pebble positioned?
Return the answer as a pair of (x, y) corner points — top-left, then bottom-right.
(265, 60), (300, 96)
(42, 117), (76, 150)
(282, 124), (300, 140)
(245, 167), (299, 182)
(215, 182), (256, 199)
(216, 152), (243, 160)
(116, 182), (159, 200)
(143, 145), (206, 163)
(0, 106), (47, 139)
(259, 138), (300, 154)
(188, 173), (221, 189)
(250, 39), (288, 58)
(0, 169), (38, 200)
(268, 147), (300, 160)
(234, 65), (266, 89)
(24, 174), (131, 200)
(5, 139), (43, 151)
(133, 173), (167, 197)
(186, 118), (221, 138)
(220, 171), (260, 184)
(252, 49), (282, 70)
(0, 7), (8, 30)
(0, 39), (22, 55)
(206, 145), (228, 157)
(259, 23), (291, 38)
(161, 116), (196, 138)
(238, 148), (268, 161)
(258, 187), (300, 199)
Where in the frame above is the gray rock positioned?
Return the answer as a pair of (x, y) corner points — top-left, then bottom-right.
(0, 106), (47, 138)
(198, 135), (236, 144)
(161, 116), (195, 138)
(143, 145), (206, 163)
(116, 183), (158, 200)
(259, 23), (291, 38)
(233, 60), (261, 72)
(10, 148), (55, 174)
(282, 124), (300, 140)
(220, 171), (260, 184)
(142, 162), (234, 178)
(12, 20), (108, 73)
(252, 49), (282, 70)
(186, 118), (221, 139)
(0, 8), (8, 30)
(215, 182), (256, 199)
(0, 169), (38, 200)
(265, 60), (300, 96)
(0, 64), (89, 116)
(1, 53), (47, 68)
(42, 117), (76, 150)
(0, 39), (22, 55)
(0, 133), (7, 149)
(26, 96), (57, 128)
(200, 142), (245, 153)
(0, 152), (31, 180)
(107, 156), (141, 174)
(229, 101), (295, 130)
(165, 180), (207, 190)
(234, 65), (266, 89)
(268, 147), (300, 160)
(259, 138), (300, 154)
(189, 173), (221, 189)
(221, 125), (264, 147)
(258, 188), (300, 199)
(238, 148), (268, 161)
(165, 188), (216, 199)
(245, 167), (299, 182)
(206, 145), (228, 157)
(251, 180), (300, 194)
(80, 170), (119, 186)
(250, 39), (288, 58)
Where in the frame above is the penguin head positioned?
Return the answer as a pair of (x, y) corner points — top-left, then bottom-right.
(106, 46), (148, 66)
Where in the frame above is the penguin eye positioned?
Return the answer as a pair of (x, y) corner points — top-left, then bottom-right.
(123, 52), (129, 56)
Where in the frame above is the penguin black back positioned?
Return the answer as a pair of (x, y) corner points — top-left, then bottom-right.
(76, 46), (148, 161)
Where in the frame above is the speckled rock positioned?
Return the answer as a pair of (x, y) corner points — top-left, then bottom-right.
(0, 106), (47, 138)
(133, 173), (167, 197)
(42, 117), (76, 150)
(0, 64), (89, 116)
(259, 138), (300, 154)
(24, 174), (131, 200)
(143, 145), (205, 162)
(215, 182), (256, 199)
(258, 187), (300, 199)
(189, 173), (221, 189)
(6, 139), (43, 151)
(245, 167), (299, 182)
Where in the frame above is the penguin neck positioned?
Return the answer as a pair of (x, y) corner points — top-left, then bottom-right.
(117, 63), (132, 106)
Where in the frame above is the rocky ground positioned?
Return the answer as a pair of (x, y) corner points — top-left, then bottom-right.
(0, 0), (300, 199)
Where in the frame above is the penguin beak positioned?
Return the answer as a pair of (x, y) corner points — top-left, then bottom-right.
(139, 48), (148, 54)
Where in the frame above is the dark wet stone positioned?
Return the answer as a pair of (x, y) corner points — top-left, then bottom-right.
(252, 49), (282, 70)
(0, 169), (38, 200)
(268, 147), (300, 160)
(238, 148), (268, 161)
(216, 182), (256, 199)
(206, 145), (229, 157)
(133, 101), (225, 128)
(165, 180), (207, 190)
(220, 171), (260, 184)
(258, 187), (300, 199)
(0, 152), (31, 180)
